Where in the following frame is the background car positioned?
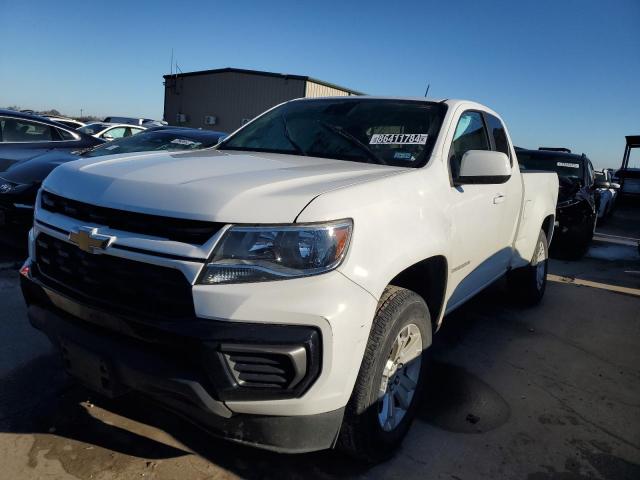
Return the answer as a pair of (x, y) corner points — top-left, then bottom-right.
(103, 116), (167, 127)
(0, 127), (226, 242)
(77, 122), (146, 141)
(0, 109), (102, 172)
(517, 148), (604, 258)
(594, 170), (620, 220)
(0, 110), (103, 240)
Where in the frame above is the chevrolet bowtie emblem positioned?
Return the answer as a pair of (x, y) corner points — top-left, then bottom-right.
(68, 227), (115, 254)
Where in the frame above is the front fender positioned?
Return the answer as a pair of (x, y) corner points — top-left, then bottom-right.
(296, 169), (451, 302)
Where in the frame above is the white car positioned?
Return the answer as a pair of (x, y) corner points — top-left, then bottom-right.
(21, 97), (558, 461)
(595, 170), (620, 219)
(77, 122), (145, 141)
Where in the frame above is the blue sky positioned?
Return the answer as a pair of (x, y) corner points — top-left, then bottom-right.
(0, 0), (638, 168)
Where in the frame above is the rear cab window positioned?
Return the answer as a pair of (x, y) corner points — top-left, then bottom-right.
(485, 113), (512, 163)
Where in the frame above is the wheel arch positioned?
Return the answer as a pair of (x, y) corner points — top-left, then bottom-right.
(387, 255), (448, 332)
(541, 214), (555, 244)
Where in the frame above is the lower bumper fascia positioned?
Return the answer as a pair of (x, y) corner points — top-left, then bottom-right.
(21, 275), (343, 453)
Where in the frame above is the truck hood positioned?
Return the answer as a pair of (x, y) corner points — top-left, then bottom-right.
(42, 149), (408, 223)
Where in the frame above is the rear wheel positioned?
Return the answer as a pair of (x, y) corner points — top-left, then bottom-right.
(338, 286), (431, 463)
(508, 228), (548, 305)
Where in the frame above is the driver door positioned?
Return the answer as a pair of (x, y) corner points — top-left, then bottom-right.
(445, 110), (511, 312)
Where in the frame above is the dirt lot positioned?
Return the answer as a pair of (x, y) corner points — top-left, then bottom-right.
(0, 203), (638, 480)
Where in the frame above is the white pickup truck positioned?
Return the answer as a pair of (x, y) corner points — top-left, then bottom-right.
(21, 97), (558, 461)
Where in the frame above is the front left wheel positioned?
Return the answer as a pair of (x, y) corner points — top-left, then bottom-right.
(338, 286), (431, 463)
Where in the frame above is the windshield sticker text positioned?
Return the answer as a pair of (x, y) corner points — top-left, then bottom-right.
(557, 162), (580, 168)
(369, 134), (428, 145)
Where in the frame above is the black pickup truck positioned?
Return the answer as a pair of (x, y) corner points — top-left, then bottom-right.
(517, 148), (606, 258)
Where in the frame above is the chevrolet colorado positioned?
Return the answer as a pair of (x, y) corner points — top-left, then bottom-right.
(21, 97), (558, 461)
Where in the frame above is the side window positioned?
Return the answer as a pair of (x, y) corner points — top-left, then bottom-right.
(104, 127), (126, 139)
(131, 127), (144, 135)
(486, 114), (511, 162)
(449, 111), (490, 179)
(56, 128), (76, 141)
(0, 117), (55, 142)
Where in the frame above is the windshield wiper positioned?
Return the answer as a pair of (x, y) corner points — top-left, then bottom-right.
(318, 121), (387, 165)
(281, 114), (307, 156)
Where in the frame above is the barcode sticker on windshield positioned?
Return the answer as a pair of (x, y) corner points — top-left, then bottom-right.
(557, 162), (580, 168)
(369, 134), (428, 145)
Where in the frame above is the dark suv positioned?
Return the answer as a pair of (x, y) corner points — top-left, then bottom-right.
(517, 148), (601, 258)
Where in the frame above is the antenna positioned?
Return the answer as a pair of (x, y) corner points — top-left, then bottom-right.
(170, 48), (174, 75)
(424, 84), (431, 98)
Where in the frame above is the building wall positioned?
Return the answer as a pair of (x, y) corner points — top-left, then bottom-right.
(164, 71), (307, 132)
(304, 80), (353, 98)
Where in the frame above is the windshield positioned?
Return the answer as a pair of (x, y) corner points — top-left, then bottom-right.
(83, 131), (213, 157)
(219, 99), (447, 167)
(78, 123), (109, 135)
(517, 152), (584, 180)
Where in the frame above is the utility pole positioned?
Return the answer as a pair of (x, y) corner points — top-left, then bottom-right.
(80, 108), (83, 119)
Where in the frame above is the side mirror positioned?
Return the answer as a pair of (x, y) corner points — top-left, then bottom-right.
(103, 134), (114, 141)
(457, 150), (511, 185)
(610, 182), (621, 190)
(595, 180), (611, 189)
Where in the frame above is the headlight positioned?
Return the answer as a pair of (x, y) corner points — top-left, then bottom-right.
(0, 182), (15, 194)
(198, 220), (353, 284)
(0, 179), (29, 195)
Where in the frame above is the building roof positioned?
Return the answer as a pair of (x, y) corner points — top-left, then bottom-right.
(162, 67), (363, 95)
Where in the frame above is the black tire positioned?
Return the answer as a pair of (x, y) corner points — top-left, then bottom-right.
(338, 286), (431, 463)
(508, 228), (548, 305)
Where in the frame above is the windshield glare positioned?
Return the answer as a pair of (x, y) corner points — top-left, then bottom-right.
(219, 99), (447, 167)
(518, 153), (584, 180)
(85, 132), (209, 157)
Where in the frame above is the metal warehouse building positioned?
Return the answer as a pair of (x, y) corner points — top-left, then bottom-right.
(163, 67), (362, 132)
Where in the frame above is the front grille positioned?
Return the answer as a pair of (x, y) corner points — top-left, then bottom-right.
(41, 191), (224, 245)
(34, 233), (195, 318)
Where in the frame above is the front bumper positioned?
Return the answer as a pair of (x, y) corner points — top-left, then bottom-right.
(554, 201), (595, 243)
(21, 271), (346, 453)
(0, 181), (37, 233)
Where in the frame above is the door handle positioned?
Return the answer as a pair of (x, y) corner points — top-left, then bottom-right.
(493, 194), (506, 204)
